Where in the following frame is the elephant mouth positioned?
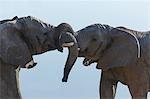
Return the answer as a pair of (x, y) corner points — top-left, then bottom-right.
(83, 55), (98, 66)
(83, 58), (92, 66)
(62, 42), (74, 47)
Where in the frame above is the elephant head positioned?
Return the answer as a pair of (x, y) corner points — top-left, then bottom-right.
(79, 25), (140, 71)
(53, 23), (75, 52)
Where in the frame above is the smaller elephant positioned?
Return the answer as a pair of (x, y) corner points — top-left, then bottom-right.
(0, 16), (78, 99)
(59, 24), (150, 99)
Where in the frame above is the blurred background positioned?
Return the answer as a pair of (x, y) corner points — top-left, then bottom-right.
(0, 0), (150, 99)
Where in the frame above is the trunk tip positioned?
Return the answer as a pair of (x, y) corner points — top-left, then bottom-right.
(62, 77), (68, 82)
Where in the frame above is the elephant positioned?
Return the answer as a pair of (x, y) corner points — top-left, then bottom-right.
(0, 16), (78, 99)
(59, 24), (150, 99)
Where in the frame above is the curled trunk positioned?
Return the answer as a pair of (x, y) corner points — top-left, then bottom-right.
(59, 32), (78, 82)
(62, 43), (78, 82)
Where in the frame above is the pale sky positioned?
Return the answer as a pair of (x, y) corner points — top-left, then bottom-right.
(0, 0), (150, 99)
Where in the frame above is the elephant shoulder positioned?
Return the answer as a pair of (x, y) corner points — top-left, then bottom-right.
(0, 21), (19, 34)
(0, 30), (32, 66)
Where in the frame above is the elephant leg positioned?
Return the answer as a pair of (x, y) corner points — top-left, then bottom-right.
(99, 70), (117, 99)
(128, 86), (148, 99)
(0, 60), (22, 99)
(16, 66), (22, 98)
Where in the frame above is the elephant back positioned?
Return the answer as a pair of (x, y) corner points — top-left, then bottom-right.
(0, 16), (18, 24)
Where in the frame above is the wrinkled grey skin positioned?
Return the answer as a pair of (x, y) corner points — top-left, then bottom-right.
(0, 16), (77, 99)
(59, 24), (150, 99)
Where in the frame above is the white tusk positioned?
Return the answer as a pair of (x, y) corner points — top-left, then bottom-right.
(85, 61), (90, 65)
(78, 48), (80, 51)
(25, 60), (34, 68)
(62, 42), (74, 47)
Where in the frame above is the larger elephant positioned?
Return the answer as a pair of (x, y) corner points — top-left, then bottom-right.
(0, 16), (78, 99)
(59, 24), (150, 99)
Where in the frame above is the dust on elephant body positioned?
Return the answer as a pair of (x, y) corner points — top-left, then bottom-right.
(59, 24), (150, 99)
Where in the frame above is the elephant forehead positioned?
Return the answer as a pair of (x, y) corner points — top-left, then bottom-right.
(60, 32), (76, 43)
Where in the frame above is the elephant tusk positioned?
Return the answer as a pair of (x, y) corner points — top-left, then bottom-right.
(62, 42), (74, 47)
(78, 48), (80, 51)
(25, 60), (34, 68)
(83, 60), (90, 66)
(83, 59), (92, 66)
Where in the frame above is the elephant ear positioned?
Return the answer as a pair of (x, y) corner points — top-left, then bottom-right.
(0, 31), (32, 68)
(97, 28), (140, 70)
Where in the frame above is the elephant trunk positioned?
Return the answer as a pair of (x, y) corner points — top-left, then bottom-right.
(59, 32), (78, 82)
(62, 43), (78, 82)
